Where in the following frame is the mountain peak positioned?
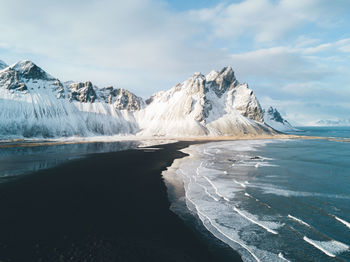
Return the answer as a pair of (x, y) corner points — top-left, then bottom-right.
(218, 66), (235, 82)
(263, 106), (294, 131)
(11, 60), (54, 80)
(205, 70), (219, 81)
(266, 106), (284, 123)
(219, 66), (233, 74)
(191, 72), (205, 79)
(12, 60), (36, 71)
(114, 88), (144, 111)
(206, 66), (237, 97)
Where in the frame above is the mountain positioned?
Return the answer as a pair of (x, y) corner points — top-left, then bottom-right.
(263, 106), (295, 132)
(0, 60), (8, 70)
(136, 67), (272, 136)
(315, 119), (350, 126)
(0, 60), (139, 138)
(0, 60), (277, 138)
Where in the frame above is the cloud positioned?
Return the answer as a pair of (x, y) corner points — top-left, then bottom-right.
(188, 0), (350, 43)
(0, 0), (350, 123)
(0, 0), (190, 68)
(260, 95), (350, 125)
(229, 46), (329, 82)
(226, 37), (350, 124)
(0, 0), (228, 95)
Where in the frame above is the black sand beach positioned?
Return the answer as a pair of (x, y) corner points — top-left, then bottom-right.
(0, 141), (242, 262)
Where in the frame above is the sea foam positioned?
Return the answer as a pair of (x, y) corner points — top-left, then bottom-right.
(288, 214), (311, 228)
(163, 139), (350, 262)
(334, 215), (350, 230)
(303, 237), (349, 257)
(233, 207), (280, 235)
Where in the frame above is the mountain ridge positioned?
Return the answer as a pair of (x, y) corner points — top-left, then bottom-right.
(0, 60), (289, 138)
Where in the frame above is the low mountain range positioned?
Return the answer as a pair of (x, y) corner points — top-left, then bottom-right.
(315, 119), (350, 126)
(0, 60), (293, 139)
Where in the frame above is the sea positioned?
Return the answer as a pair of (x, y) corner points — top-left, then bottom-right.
(0, 141), (139, 181)
(1, 128), (349, 261)
(165, 127), (350, 262)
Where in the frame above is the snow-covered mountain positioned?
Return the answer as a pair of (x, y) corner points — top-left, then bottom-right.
(263, 106), (295, 132)
(0, 60), (140, 138)
(0, 60), (280, 139)
(136, 67), (271, 136)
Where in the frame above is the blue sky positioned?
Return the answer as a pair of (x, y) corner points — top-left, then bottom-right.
(1, 0), (350, 125)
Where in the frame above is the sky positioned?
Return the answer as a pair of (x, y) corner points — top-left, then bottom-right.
(1, 0), (350, 125)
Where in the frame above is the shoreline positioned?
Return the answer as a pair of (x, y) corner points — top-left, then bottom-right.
(0, 133), (329, 149)
(163, 143), (244, 262)
(0, 141), (242, 262)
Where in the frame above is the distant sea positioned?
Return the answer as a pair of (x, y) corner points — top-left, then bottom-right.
(170, 127), (350, 261)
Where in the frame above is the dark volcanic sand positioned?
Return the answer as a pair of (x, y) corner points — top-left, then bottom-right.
(0, 141), (242, 262)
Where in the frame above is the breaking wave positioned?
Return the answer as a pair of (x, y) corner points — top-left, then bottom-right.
(303, 237), (349, 257)
(233, 207), (280, 235)
(333, 215), (350, 230)
(163, 138), (350, 261)
(288, 214), (311, 228)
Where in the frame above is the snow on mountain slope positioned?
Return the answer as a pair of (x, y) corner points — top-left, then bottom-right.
(0, 60), (139, 138)
(0, 60), (276, 138)
(0, 60), (8, 70)
(135, 67), (274, 136)
(263, 106), (295, 132)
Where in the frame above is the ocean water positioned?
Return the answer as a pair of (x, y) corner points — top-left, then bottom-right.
(0, 141), (139, 181)
(168, 127), (350, 262)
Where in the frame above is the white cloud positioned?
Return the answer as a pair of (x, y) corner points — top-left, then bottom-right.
(226, 37), (350, 124)
(229, 46), (330, 83)
(1, 0), (350, 123)
(188, 0), (350, 43)
(0, 0), (227, 94)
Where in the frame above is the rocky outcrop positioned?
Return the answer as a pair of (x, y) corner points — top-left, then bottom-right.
(53, 80), (66, 99)
(263, 106), (294, 132)
(69, 81), (97, 103)
(113, 88), (144, 111)
(96, 86), (144, 110)
(206, 66), (238, 97)
(0, 68), (28, 92)
(182, 72), (212, 122)
(96, 86), (117, 104)
(266, 107), (284, 123)
(229, 83), (263, 122)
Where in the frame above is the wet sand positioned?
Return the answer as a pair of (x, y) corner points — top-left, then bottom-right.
(0, 141), (242, 262)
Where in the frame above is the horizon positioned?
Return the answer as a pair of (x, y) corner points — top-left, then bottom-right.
(1, 0), (350, 125)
